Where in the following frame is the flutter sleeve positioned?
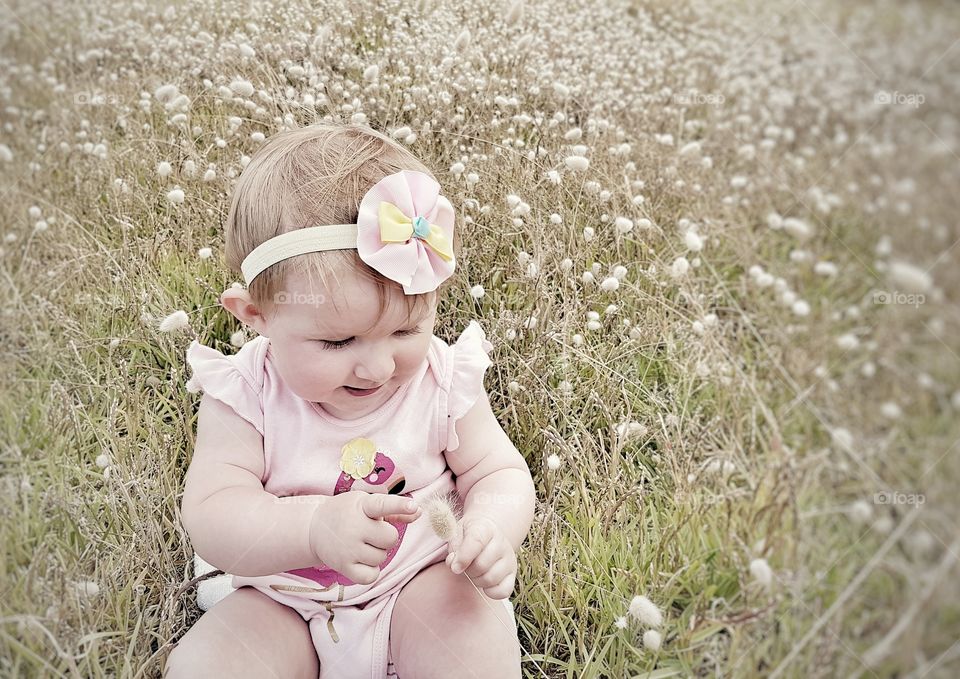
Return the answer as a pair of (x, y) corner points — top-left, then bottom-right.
(185, 338), (266, 436)
(443, 320), (494, 452)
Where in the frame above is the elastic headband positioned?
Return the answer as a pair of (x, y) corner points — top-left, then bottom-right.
(239, 169), (456, 295)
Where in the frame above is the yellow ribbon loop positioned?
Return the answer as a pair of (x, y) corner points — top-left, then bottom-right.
(378, 202), (454, 261)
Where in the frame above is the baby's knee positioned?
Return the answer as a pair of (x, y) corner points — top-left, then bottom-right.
(163, 633), (217, 679)
(162, 628), (267, 679)
(164, 623), (250, 679)
(469, 600), (521, 655)
(165, 588), (319, 679)
(165, 630), (318, 679)
(430, 597), (521, 673)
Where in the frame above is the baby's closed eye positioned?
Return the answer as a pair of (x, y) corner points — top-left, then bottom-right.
(315, 327), (422, 351)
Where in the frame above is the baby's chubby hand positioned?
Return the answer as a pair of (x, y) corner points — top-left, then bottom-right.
(445, 514), (517, 599)
(309, 491), (421, 585)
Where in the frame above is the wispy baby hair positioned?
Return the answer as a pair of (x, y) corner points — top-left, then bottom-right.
(223, 122), (459, 324)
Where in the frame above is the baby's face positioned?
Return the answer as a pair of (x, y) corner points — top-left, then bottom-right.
(233, 268), (437, 420)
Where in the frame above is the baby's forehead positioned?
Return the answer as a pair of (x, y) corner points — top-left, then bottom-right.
(310, 298), (400, 334)
(287, 270), (427, 337)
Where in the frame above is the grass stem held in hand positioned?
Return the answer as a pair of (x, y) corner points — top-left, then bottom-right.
(423, 491), (549, 679)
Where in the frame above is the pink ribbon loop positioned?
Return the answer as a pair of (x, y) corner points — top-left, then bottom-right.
(356, 170), (457, 295)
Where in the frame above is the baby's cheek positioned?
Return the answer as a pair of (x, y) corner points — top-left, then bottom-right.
(399, 344), (430, 372)
(286, 368), (336, 400)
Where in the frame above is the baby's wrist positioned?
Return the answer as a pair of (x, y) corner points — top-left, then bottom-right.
(462, 512), (501, 530)
(307, 498), (333, 565)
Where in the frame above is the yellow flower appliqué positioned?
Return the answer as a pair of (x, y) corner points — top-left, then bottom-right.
(340, 437), (377, 480)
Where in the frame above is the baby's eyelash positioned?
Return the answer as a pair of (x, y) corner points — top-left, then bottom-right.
(319, 338), (352, 350)
(317, 327), (421, 351)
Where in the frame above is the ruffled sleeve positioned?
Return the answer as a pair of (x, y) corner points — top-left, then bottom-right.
(442, 320), (494, 452)
(185, 338), (266, 436)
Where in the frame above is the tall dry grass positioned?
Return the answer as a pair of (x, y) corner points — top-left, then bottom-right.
(1, 0), (959, 676)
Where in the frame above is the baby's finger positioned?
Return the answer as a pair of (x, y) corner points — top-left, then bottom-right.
(449, 528), (490, 574)
(355, 543), (389, 567)
(345, 563), (380, 586)
(463, 538), (506, 579)
(365, 520), (400, 550)
(469, 555), (511, 588)
(483, 571), (516, 600)
(362, 493), (418, 521)
(381, 506), (422, 524)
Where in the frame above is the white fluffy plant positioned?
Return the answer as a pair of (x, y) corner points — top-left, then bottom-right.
(614, 594), (666, 653)
(422, 491), (463, 546)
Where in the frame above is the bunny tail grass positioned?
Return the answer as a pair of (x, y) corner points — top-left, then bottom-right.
(423, 490), (461, 541)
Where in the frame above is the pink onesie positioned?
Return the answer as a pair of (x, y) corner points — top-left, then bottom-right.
(184, 320), (514, 678)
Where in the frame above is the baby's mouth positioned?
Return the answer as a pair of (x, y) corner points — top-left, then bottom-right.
(344, 384), (383, 396)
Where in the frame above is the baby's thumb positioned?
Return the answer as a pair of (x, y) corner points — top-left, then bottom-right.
(362, 493), (418, 521)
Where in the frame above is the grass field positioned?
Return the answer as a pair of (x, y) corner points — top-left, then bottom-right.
(1, 0), (959, 676)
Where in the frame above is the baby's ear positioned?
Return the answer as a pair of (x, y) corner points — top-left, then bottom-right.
(219, 286), (269, 336)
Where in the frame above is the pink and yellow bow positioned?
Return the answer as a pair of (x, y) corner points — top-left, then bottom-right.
(377, 202), (454, 262)
(356, 170), (457, 295)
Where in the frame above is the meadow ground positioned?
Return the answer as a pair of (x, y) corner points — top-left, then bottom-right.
(1, 0), (960, 676)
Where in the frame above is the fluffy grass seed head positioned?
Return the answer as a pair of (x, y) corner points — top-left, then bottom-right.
(166, 187), (185, 204)
(423, 491), (461, 542)
(453, 28), (471, 50)
(849, 499), (873, 525)
(643, 629), (662, 651)
(72, 579), (101, 598)
(749, 558), (774, 589)
(670, 256), (690, 279)
(684, 230), (704, 252)
(629, 595), (663, 628)
(229, 78), (254, 97)
(888, 260), (933, 294)
(158, 309), (189, 332)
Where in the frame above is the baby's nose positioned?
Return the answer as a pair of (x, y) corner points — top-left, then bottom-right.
(354, 353), (394, 383)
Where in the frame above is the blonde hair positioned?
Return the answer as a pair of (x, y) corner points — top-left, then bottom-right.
(223, 123), (456, 329)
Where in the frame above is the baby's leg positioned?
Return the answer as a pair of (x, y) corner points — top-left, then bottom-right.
(164, 586), (319, 679)
(389, 561), (521, 678)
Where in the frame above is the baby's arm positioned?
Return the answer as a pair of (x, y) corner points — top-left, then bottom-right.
(180, 393), (327, 577)
(444, 389), (536, 552)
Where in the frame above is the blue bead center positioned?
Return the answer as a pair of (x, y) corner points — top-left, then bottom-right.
(412, 216), (430, 238)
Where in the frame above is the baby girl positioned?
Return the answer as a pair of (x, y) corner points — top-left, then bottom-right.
(165, 123), (536, 678)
